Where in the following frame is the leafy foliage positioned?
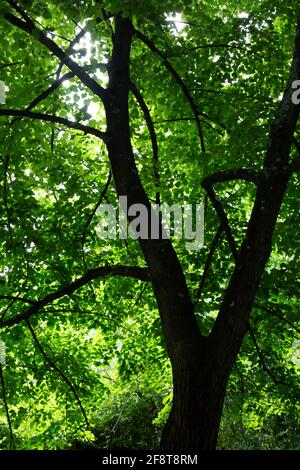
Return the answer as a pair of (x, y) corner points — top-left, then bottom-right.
(0, 0), (299, 449)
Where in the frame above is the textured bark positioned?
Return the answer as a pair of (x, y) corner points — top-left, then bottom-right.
(160, 340), (228, 450)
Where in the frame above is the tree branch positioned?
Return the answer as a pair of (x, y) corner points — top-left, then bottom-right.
(23, 62), (108, 117)
(248, 325), (292, 388)
(254, 303), (300, 334)
(81, 170), (112, 270)
(201, 179), (238, 260)
(55, 28), (86, 78)
(210, 8), (300, 348)
(9, 71), (75, 128)
(292, 135), (300, 154)
(4, 3), (107, 103)
(134, 29), (205, 154)
(198, 110), (228, 133)
(287, 156), (300, 175)
(6, 0), (31, 21)
(130, 82), (160, 204)
(0, 108), (107, 141)
(0, 266), (150, 328)
(26, 72), (74, 112)
(0, 60), (24, 69)
(200, 168), (261, 261)
(26, 319), (92, 431)
(194, 223), (224, 305)
(0, 295), (35, 305)
(166, 43), (263, 58)
(202, 168), (261, 187)
(153, 117), (224, 136)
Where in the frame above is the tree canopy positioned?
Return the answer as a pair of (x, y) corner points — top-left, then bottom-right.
(0, 0), (299, 450)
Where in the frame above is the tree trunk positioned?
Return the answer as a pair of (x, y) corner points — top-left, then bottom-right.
(160, 352), (226, 449)
(160, 320), (248, 450)
(104, 13), (300, 451)
(161, 374), (227, 450)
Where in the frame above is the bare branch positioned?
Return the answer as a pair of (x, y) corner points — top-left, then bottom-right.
(0, 108), (107, 141)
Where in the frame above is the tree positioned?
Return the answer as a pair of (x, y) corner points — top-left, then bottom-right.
(0, 0), (299, 450)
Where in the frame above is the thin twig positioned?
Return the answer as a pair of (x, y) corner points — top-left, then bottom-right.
(26, 319), (93, 431)
(166, 43), (263, 58)
(202, 168), (261, 186)
(248, 325), (292, 388)
(0, 108), (107, 141)
(0, 295), (36, 305)
(254, 303), (300, 334)
(130, 82), (160, 204)
(0, 60), (24, 69)
(81, 170), (112, 270)
(201, 180), (238, 260)
(4, 5), (107, 103)
(135, 29), (205, 154)
(153, 117), (224, 136)
(194, 224), (224, 305)
(0, 266), (150, 328)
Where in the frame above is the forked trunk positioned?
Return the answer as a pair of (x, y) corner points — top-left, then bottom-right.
(104, 12), (300, 452)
